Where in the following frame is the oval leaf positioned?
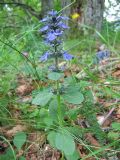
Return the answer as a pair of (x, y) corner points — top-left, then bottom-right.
(47, 131), (57, 148)
(13, 132), (26, 150)
(63, 91), (84, 104)
(48, 72), (64, 81)
(55, 131), (75, 155)
(32, 91), (53, 106)
(66, 150), (80, 160)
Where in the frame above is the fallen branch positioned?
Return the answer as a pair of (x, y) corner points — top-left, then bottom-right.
(100, 107), (115, 126)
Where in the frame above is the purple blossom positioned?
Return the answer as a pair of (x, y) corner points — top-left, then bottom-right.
(39, 10), (71, 65)
(40, 17), (49, 22)
(40, 25), (49, 32)
(49, 64), (67, 71)
(63, 52), (74, 61)
(61, 16), (69, 20)
(40, 10), (69, 44)
(96, 50), (110, 62)
(48, 65), (56, 71)
(47, 32), (56, 41)
(40, 51), (51, 62)
(58, 21), (69, 29)
(56, 15), (69, 21)
(54, 30), (63, 36)
(48, 10), (57, 16)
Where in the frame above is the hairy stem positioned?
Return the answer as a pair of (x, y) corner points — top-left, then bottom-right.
(57, 81), (63, 126)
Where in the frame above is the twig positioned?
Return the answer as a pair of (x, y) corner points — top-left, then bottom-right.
(100, 107), (115, 126)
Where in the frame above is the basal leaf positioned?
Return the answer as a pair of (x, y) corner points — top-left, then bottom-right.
(55, 131), (75, 155)
(32, 91), (53, 106)
(63, 91), (84, 104)
(47, 131), (57, 148)
(13, 132), (26, 150)
(66, 150), (80, 160)
(48, 72), (64, 81)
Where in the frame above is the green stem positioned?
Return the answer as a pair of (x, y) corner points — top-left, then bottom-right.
(57, 80), (62, 126)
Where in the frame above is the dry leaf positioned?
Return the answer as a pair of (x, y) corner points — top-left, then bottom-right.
(85, 133), (100, 147)
(6, 125), (27, 137)
(112, 70), (120, 77)
(16, 84), (34, 96)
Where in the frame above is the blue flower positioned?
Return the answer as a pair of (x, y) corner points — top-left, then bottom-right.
(54, 30), (63, 36)
(40, 17), (49, 22)
(96, 50), (110, 62)
(49, 64), (67, 71)
(48, 65), (56, 71)
(61, 16), (69, 20)
(56, 16), (69, 22)
(48, 10), (58, 16)
(40, 51), (51, 62)
(63, 52), (74, 61)
(46, 32), (56, 41)
(40, 25), (49, 32)
(58, 21), (69, 29)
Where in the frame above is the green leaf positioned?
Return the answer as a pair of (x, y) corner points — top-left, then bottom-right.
(48, 72), (64, 81)
(62, 85), (84, 104)
(13, 132), (27, 150)
(112, 122), (120, 131)
(39, 108), (49, 117)
(66, 150), (80, 160)
(65, 85), (80, 92)
(79, 81), (90, 88)
(63, 91), (84, 104)
(55, 131), (75, 155)
(32, 91), (53, 106)
(0, 147), (15, 160)
(43, 117), (53, 127)
(47, 131), (57, 148)
(49, 98), (58, 121)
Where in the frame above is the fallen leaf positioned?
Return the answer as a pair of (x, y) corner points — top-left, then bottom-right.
(112, 70), (120, 77)
(16, 84), (34, 96)
(85, 133), (100, 147)
(6, 125), (27, 137)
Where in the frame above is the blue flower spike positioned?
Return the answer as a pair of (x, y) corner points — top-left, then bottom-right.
(39, 10), (73, 64)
